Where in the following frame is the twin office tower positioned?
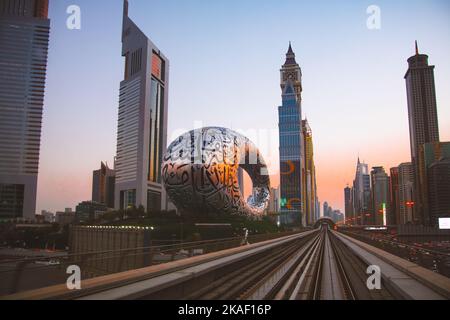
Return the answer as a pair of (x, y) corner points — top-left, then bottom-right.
(115, 0), (169, 212)
(0, 0), (170, 219)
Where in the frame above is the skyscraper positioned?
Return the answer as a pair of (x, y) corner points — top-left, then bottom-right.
(427, 157), (450, 225)
(398, 162), (414, 224)
(389, 167), (399, 225)
(344, 185), (352, 224)
(405, 42), (440, 224)
(92, 162), (115, 209)
(323, 201), (329, 218)
(316, 200), (321, 221)
(302, 119), (318, 226)
(370, 166), (390, 226)
(352, 158), (371, 225)
(278, 43), (305, 226)
(115, 0), (169, 212)
(0, 0), (50, 220)
(418, 142), (450, 225)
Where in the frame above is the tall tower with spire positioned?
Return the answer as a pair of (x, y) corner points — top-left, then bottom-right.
(115, 0), (170, 212)
(278, 43), (305, 226)
(404, 41), (440, 224)
(352, 157), (371, 225)
(280, 42), (303, 103)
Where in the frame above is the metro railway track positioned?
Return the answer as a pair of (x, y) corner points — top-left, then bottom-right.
(312, 230), (338, 299)
(183, 226), (362, 301)
(288, 227), (393, 300)
(329, 231), (394, 300)
(184, 232), (319, 300)
(223, 226), (393, 301)
(183, 226), (386, 300)
(278, 226), (356, 300)
(5, 226), (449, 300)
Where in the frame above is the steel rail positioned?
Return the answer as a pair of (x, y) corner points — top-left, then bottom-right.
(328, 231), (357, 300)
(286, 231), (323, 300)
(184, 232), (318, 300)
(241, 232), (322, 300)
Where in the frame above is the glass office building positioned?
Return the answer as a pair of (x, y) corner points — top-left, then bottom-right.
(278, 44), (305, 226)
(0, 0), (50, 219)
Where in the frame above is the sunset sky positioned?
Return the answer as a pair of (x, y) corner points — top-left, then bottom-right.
(37, 0), (450, 214)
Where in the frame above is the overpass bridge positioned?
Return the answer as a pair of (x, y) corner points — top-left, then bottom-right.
(313, 217), (336, 229)
(1, 227), (450, 300)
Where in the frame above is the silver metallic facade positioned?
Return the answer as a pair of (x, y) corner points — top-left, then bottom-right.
(114, 0), (169, 212)
(0, 0), (50, 219)
(162, 127), (270, 218)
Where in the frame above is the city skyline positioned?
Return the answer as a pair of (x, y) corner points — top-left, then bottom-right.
(35, 0), (450, 213)
(342, 39), (449, 227)
(2, 0), (450, 304)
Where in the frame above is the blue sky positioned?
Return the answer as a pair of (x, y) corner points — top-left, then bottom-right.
(38, 0), (450, 213)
